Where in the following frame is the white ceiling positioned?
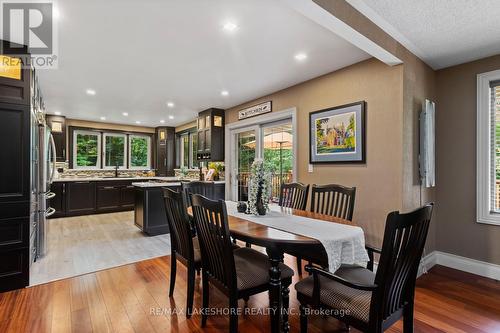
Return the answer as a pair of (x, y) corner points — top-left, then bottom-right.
(33, 0), (370, 127)
(346, 0), (500, 70)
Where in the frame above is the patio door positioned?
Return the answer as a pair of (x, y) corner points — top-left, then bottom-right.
(228, 118), (294, 201)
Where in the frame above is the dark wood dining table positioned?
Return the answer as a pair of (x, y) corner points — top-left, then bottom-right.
(226, 204), (356, 333)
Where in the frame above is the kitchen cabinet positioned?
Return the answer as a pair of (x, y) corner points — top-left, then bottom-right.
(96, 183), (121, 212)
(155, 127), (175, 176)
(120, 184), (136, 208)
(50, 182), (66, 218)
(196, 108), (224, 162)
(66, 181), (96, 216)
(46, 115), (66, 162)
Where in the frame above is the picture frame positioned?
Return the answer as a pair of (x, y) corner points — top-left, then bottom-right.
(309, 101), (366, 164)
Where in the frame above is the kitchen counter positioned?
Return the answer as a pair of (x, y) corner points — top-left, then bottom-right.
(131, 180), (225, 188)
(53, 176), (181, 182)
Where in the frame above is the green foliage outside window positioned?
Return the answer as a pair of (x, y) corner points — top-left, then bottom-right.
(76, 134), (99, 167)
(105, 136), (125, 167)
(131, 137), (149, 167)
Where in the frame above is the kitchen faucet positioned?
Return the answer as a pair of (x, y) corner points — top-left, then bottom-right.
(115, 165), (119, 178)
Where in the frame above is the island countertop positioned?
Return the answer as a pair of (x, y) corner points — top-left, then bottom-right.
(53, 176), (182, 183)
(131, 180), (226, 188)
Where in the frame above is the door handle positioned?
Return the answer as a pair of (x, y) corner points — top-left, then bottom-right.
(45, 207), (56, 217)
(49, 133), (57, 184)
(45, 192), (56, 199)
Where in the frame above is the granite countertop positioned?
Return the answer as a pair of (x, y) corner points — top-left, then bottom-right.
(132, 180), (226, 188)
(53, 176), (181, 183)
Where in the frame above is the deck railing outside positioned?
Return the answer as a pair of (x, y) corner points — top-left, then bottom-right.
(237, 171), (293, 202)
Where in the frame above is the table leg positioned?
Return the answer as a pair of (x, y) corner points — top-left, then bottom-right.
(268, 248), (283, 333)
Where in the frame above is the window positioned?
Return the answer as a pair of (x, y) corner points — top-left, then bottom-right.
(477, 69), (500, 225)
(73, 130), (101, 169)
(71, 128), (152, 170)
(103, 133), (126, 168)
(129, 135), (151, 169)
(177, 129), (198, 169)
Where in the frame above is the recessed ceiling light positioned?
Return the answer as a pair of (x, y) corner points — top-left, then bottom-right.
(159, 119), (165, 124)
(86, 89), (96, 96)
(221, 90), (229, 96)
(294, 53), (308, 61)
(54, 111), (61, 116)
(122, 112), (129, 116)
(223, 21), (238, 32)
(135, 121), (141, 124)
(167, 102), (175, 108)
(100, 116), (106, 121)
(168, 115), (175, 120)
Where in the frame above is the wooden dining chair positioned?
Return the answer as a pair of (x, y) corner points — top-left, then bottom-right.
(191, 194), (294, 333)
(182, 181), (215, 207)
(279, 182), (310, 210)
(295, 203), (434, 333)
(163, 188), (202, 318)
(310, 183), (356, 220)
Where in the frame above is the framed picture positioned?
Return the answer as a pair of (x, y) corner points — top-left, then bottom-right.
(309, 101), (366, 164)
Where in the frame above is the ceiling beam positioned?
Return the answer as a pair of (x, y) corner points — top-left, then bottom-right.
(281, 0), (402, 66)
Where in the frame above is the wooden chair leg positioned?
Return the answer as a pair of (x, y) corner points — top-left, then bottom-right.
(299, 305), (308, 333)
(229, 297), (238, 333)
(282, 283), (290, 333)
(403, 302), (414, 333)
(169, 252), (176, 297)
(296, 257), (302, 275)
(201, 273), (209, 327)
(186, 265), (195, 318)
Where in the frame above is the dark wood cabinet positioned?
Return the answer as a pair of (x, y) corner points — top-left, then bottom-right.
(120, 184), (136, 209)
(0, 40), (32, 292)
(46, 115), (66, 162)
(155, 127), (175, 176)
(96, 184), (121, 212)
(50, 182), (66, 218)
(196, 108), (225, 162)
(66, 181), (96, 216)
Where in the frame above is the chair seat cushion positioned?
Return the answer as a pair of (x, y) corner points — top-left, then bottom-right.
(295, 266), (374, 323)
(234, 247), (294, 291)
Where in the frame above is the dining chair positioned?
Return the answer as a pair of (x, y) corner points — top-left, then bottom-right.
(182, 181), (215, 207)
(191, 194), (294, 333)
(295, 203), (434, 333)
(279, 182), (310, 210)
(310, 183), (356, 220)
(163, 188), (202, 318)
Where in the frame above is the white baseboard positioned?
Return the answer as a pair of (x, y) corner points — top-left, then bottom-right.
(418, 251), (500, 280)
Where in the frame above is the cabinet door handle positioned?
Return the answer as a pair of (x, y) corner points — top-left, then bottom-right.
(75, 181), (90, 184)
(126, 186), (135, 189)
(102, 186), (115, 189)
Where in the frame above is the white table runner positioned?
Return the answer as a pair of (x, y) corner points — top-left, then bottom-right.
(226, 201), (369, 272)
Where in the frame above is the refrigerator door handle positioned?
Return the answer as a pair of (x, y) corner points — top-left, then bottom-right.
(45, 207), (56, 217)
(49, 133), (57, 184)
(45, 191), (56, 199)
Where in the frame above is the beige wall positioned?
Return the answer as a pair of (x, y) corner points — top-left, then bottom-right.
(226, 58), (404, 247)
(436, 55), (500, 265)
(175, 120), (197, 133)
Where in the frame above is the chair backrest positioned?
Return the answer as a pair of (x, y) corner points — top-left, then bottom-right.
(279, 182), (310, 210)
(191, 194), (236, 291)
(371, 204), (433, 324)
(182, 181), (215, 207)
(310, 184), (356, 220)
(163, 188), (194, 262)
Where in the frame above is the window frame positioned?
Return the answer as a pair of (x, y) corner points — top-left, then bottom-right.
(176, 127), (198, 169)
(102, 132), (127, 169)
(477, 69), (500, 225)
(128, 134), (152, 170)
(73, 129), (102, 169)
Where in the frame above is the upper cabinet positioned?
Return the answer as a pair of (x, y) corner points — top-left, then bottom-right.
(0, 41), (31, 106)
(197, 108), (224, 162)
(46, 115), (66, 162)
(155, 127), (175, 176)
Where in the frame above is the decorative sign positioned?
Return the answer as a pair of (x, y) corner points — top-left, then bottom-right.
(238, 101), (272, 120)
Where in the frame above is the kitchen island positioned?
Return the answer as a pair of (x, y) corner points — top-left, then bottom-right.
(132, 180), (225, 236)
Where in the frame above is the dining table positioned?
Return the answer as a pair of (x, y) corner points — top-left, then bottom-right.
(224, 202), (359, 333)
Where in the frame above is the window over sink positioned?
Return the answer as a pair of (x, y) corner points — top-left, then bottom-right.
(71, 127), (152, 170)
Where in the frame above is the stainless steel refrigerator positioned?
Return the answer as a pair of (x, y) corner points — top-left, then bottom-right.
(30, 102), (56, 261)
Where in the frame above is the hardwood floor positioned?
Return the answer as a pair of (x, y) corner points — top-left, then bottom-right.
(2, 254), (499, 333)
(30, 212), (170, 286)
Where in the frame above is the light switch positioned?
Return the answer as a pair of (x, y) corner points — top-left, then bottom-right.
(308, 164), (313, 173)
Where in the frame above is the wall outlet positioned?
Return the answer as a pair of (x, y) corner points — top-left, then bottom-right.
(308, 164), (313, 173)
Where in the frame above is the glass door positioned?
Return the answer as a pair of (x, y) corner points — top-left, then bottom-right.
(262, 120), (293, 202)
(235, 129), (257, 201)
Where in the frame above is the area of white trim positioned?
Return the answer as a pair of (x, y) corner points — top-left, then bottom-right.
(281, 0), (402, 66)
(477, 69), (500, 226)
(418, 251), (500, 281)
(345, 0), (428, 68)
(225, 108), (298, 200)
